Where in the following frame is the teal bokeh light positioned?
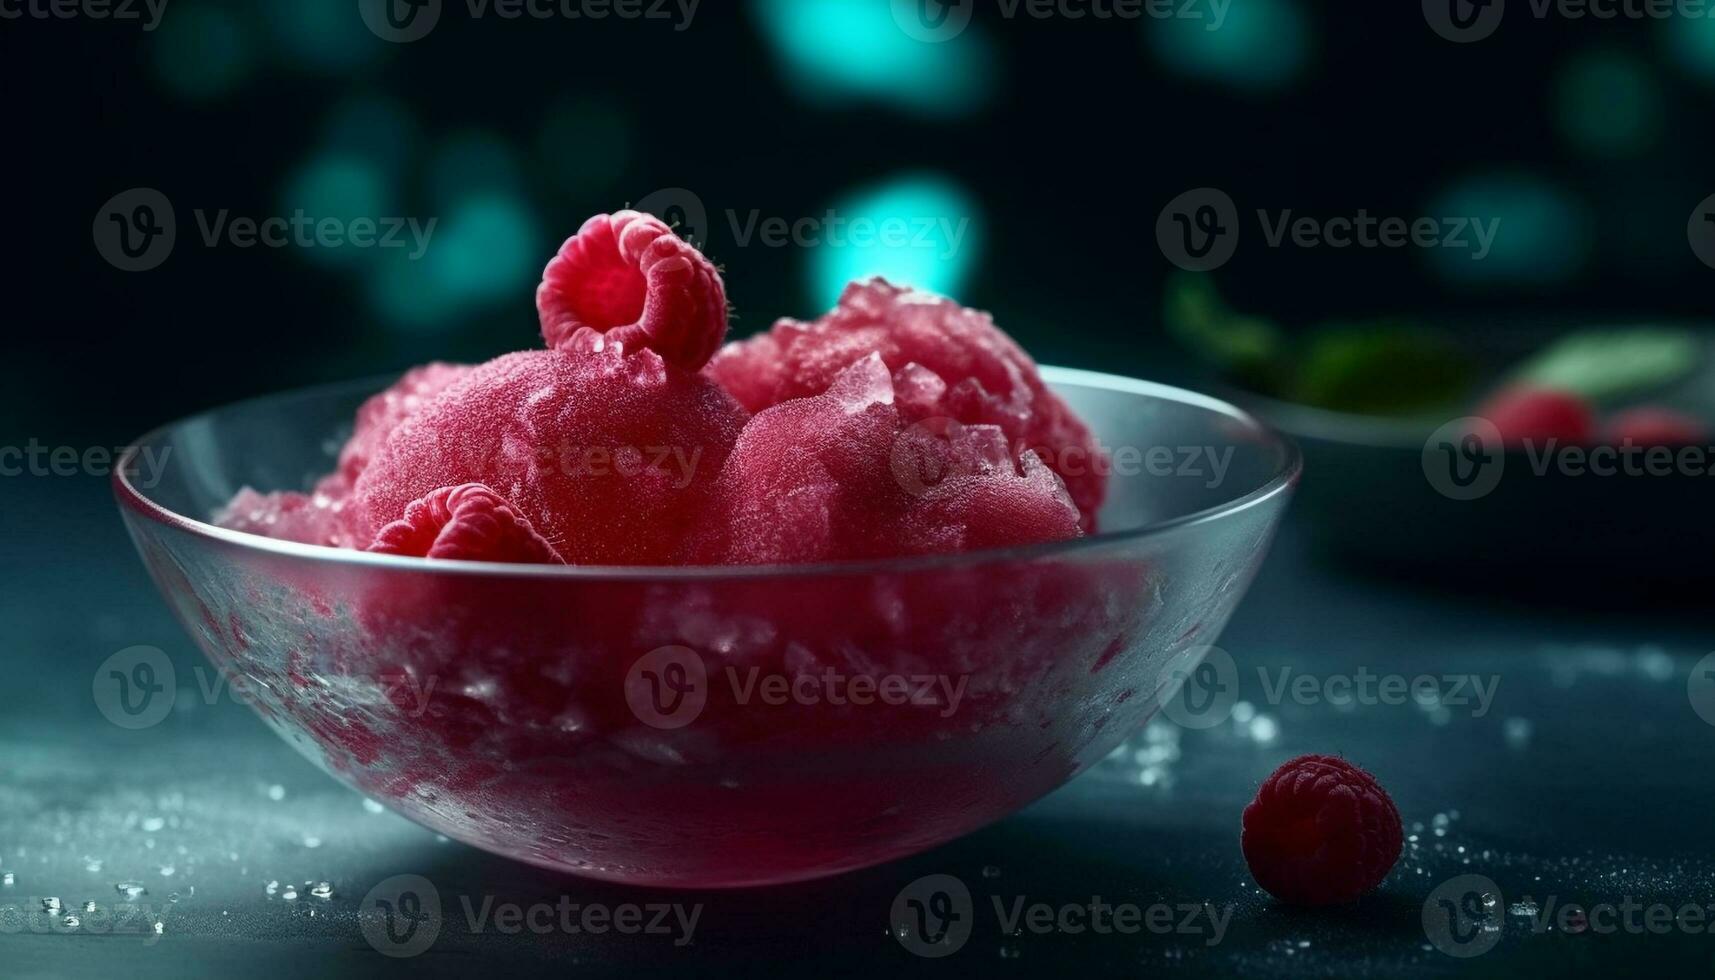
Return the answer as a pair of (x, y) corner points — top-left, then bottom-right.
(322, 95), (419, 179)
(259, 0), (380, 72)
(369, 193), (541, 331)
(809, 174), (982, 309)
(750, 0), (994, 115)
(427, 194), (542, 303)
(1661, 13), (1715, 81)
(1426, 174), (1591, 286)
(538, 97), (635, 196)
(428, 132), (526, 208)
(1554, 49), (1662, 158)
(151, 4), (254, 101)
(1147, 0), (1310, 91)
(279, 152), (394, 270)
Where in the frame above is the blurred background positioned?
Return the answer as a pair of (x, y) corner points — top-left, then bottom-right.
(5, 7), (1715, 975)
(6, 0), (1714, 455)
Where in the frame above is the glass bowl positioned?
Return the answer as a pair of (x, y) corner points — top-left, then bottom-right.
(114, 367), (1299, 888)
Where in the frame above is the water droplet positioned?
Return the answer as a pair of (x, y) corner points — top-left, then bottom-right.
(310, 881), (334, 900)
(141, 817), (165, 833)
(998, 946), (1021, 959)
(282, 885), (299, 901)
(83, 857), (104, 873)
(266, 784), (286, 802)
(265, 880), (279, 896)
(1503, 717), (1533, 749)
(361, 799), (385, 815)
(1480, 892), (1498, 909)
(42, 897), (62, 913)
(1509, 900), (1539, 916)
(981, 865), (1001, 879)
(1, 872), (13, 886)
(62, 914), (80, 928)
(159, 865), (176, 877)
(82, 901), (97, 913)
(152, 920), (165, 936)
(115, 881), (147, 900)
(301, 836), (323, 849)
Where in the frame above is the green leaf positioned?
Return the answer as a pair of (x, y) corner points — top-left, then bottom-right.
(1290, 322), (1476, 416)
(1162, 273), (1282, 374)
(1512, 327), (1702, 400)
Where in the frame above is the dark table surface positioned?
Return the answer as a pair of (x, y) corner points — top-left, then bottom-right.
(4, 474), (1712, 979)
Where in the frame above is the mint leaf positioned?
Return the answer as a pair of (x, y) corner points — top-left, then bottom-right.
(1513, 327), (1702, 400)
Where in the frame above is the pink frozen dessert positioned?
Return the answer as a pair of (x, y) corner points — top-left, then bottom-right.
(217, 209), (1107, 563)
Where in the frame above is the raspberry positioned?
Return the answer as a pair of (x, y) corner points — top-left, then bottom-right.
(1473, 385), (1595, 447)
(536, 210), (727, 371)
(368, 483), (565, 564)
(1605, 406), (1707, 447)
(1241, 754), (1403, 906)
(354, 344), (747, 566)
(705, 278), (1107, 530)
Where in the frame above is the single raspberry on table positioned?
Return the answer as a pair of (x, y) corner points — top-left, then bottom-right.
(1605, 406), (1708, 447)
(368, 483), (565, 564)
(1241, 754), (1403, 906)
(536, 210), (728, 372)
(1473, 385), (1595, 447)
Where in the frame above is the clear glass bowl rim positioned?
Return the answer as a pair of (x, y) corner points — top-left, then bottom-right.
(113, 365), (1302, 582)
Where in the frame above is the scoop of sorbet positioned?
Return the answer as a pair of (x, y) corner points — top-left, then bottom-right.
(705, 278), (1106, 529)
(354, 337), (748, 565)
